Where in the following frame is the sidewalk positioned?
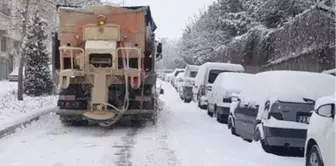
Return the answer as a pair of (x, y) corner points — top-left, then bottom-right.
(0, 81), (57, 131)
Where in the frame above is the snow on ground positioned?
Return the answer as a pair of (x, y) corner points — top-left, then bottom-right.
(0, 114), (124, 166)
(0, 79), (304, 166)
(0, 81), (57, 128)
(155, 79), (304, 166)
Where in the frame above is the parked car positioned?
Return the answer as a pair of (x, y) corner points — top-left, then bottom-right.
(170, 68), (184, 85)
(207, 72), (253, 123)
(305, 94), (335, 166)
(174, 72), (185, 91)
(229, 70), (335, 154)
(178, 65), (199, 103)
(193, 62), (244, 109)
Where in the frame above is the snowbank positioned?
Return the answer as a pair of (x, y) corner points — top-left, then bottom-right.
(0, 81), (57, 128)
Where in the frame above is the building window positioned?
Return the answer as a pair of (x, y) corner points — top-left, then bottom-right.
(0, 1), (10, 16)
(1, 37), (7, 52)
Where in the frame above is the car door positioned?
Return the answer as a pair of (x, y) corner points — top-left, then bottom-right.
(311, 103), (335, 166)
(234, 100), (249, 136)
(245, 103), (259, 139)
(326, 119), (335, 166)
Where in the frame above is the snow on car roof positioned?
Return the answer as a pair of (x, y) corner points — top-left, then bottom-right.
(186, 65), (200, 71)
(200, 62), (244, 71)
(240, 70), (336, 104)
(176, 72), (185, 78)
(215, 72), (253, 91)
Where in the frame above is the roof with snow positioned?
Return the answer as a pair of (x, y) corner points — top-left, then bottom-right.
(185, 64), (200, 71)
(200, 62), (244, 71)
(240, 70), (336, 104)
(58, 5), (157, 32)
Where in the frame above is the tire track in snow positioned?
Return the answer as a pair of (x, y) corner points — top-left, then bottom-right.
(113, 127), (139, 166)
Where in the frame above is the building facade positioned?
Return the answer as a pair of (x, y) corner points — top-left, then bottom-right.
(0, 0), (23, 80)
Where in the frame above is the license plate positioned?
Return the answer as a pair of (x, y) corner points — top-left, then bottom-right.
(297, 116), (310, 124)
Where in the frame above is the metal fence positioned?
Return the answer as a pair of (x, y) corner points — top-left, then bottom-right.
(0, 56), (10, 80)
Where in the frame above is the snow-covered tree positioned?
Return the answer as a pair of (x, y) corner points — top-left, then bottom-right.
(23, 8), (53, 96)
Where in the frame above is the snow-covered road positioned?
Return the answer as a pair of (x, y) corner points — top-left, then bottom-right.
(0, 80), (304, 166)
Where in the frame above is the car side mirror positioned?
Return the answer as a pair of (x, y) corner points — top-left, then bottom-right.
(157, 42), (162, 54)
(160, 88), (164, 94)
(316, 104), (334, 118)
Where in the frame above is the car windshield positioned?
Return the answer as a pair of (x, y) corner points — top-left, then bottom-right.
(175, 70), (183, 76)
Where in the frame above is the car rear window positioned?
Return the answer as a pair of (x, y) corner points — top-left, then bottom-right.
(208, 70), (225, 83)
(190, 71), (197, 78)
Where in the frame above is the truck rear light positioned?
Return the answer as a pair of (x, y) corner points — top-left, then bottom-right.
(268, 112), (283, 120)
(59, 95), (76, 101)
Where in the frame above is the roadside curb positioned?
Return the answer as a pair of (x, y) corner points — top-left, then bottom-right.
(0, 107), (56, 138)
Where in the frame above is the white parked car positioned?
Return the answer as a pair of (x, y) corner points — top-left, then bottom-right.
(305, 94), (335, 166)
(170, 68), (184, 85)
(174, 72), (185, 91)
(229, 70), (335, 153)
(193, 62), (244, 109)
(178, 65), (199, 103)
(207, 72), (253, 123)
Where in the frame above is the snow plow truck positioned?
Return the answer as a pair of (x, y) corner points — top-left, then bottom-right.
(51, 4), (163, 127)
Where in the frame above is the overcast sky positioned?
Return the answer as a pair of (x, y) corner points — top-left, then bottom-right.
(108, 0), (216, 40)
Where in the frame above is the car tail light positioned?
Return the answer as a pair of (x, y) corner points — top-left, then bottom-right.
(268, 112), (283, 120)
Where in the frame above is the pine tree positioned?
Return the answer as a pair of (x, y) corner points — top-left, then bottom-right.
(23, 8), (53, 96)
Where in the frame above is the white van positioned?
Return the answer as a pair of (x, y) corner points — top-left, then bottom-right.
(178, 65), (199, 102)
(170, 68), (185, 85)
(193, 62), (244, 109)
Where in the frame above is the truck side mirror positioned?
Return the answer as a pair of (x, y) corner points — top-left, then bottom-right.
(157, 42), (162, 54)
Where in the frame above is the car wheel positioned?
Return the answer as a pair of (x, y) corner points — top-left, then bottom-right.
(227, 116), (232, 129)
(306, 145), (324, 166)
(254, 125), (261, 142)
(261, 139), (273, 153)
(216, 111), (225, 124)
(184, 97), (191, 103)
(230, 118), (238, 136)
(207, 106), (214, 117)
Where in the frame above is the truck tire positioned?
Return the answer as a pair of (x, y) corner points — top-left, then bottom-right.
(184, 97), (192, 103)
